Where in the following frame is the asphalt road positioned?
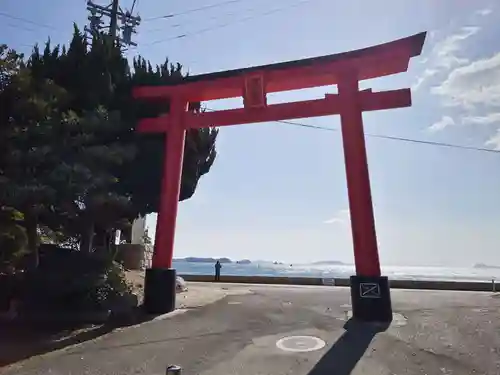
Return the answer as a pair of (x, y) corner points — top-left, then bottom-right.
(2, 284), (500, 375)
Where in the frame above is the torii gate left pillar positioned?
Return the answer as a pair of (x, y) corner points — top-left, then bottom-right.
(134, 32), (426, 322)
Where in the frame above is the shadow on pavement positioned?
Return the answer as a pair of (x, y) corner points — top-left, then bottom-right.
(308, 318), (389, 375)
(0, 306), (160, 368)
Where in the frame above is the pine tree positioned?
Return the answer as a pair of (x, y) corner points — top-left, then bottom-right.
(0, 57), (67, 264)
(0, 27), (218, 256)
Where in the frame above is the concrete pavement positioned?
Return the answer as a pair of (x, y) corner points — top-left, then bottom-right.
(2, 283), (499, 375)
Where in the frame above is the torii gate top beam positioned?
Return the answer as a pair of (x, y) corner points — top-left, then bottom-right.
(133, 32), (426, 102)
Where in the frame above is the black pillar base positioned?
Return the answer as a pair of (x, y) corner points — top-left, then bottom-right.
(143, 268), (176, 315)
(350, 275), (392, 322)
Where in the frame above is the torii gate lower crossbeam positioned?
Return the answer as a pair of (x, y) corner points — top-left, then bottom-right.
(134, 32), (426, 322)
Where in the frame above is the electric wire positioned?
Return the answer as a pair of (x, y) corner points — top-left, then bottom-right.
(0, 11), (57, 30)
(277, 119), (500, 154)
(5, 23), (39, 33)
(203, 108), (500, 154)
(130, 0), (138, 15)
(139, 0), (315, 47)
(142, 0), (246, 21)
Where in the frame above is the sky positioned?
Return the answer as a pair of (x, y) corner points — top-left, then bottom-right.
(2, 0), (500, 266)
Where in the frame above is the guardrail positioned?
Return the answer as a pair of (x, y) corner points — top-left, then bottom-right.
(179, 274), (499, 292)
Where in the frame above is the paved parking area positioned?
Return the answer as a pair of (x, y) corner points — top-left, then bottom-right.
(2, 284), (499, 375)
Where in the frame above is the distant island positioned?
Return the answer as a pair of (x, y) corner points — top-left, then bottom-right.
(236, 259), (251, 264)
(173, 257), (252, 264)
(173, 258), (347, 266)
(474, 263), (500, 269)
(174, 257), (232, 263)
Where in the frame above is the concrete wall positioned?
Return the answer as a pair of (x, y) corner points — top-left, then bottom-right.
(131, 216), (146, 245)
(179, 274), (499, 292)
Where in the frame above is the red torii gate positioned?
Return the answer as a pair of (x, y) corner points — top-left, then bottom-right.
(134, 32), (426, 322)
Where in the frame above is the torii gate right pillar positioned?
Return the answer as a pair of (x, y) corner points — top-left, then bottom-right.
(338, 74), (391, 322)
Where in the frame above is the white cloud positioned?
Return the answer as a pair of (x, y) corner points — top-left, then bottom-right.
(463, 113), (500, 125)
(431, 52), (500, 109)
(434, 27), (479, 68)
(476, 8), (492, 16)
(428, 116), (455, 132)
(413, 26), (480, 90)
(485, 129), (500, 150)
(416, 12), (499, 144)
(412, 68), (438, 90)
(324, 209), (350, 224)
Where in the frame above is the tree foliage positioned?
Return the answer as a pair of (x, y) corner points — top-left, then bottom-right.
(0, 26), (218, 261)
(0, 206), (28, 273)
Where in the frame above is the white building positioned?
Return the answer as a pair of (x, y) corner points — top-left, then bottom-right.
(131, 215), (147, 244)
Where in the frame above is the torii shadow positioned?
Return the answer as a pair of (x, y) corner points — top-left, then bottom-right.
(308, 318), (390, 375)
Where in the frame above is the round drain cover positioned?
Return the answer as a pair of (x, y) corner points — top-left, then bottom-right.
(276, 336), (326, 352)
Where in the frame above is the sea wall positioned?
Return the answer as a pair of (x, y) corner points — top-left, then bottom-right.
(179, 274), (499, 292)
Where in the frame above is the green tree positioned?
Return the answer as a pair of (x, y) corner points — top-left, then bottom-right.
(0, 27), (218, 256)
(0, 50), (68, 264)
(40, 108), (135, 252)
(118, 56), (218, 215)
(26, 29), (218, 237)
(0, 45), (131, 259)
(0, 206), (28, 273)
(0, 44), (24, 90)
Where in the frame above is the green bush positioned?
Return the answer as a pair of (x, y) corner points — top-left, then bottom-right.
(0, 207), (28, 273)
(20, 245), (131, 312)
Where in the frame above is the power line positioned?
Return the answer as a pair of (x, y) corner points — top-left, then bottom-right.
(130, 0), (138, 15)
(0, 11), (57, 30)
(203, 109), (500, 154)
(141, 11), (237, 34)
(5, 23), (39, 33)
(363, 133), (500, 154)
(142, 0), (246, 21)
(277, 120), (500, 154)
(139, 0), (315, 47)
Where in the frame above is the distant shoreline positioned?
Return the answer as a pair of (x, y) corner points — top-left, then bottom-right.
(174, 259), (497, 269)
(173, 257), (251, 264)
(474, 263), (500, 269)
(173, 258), (347, 266)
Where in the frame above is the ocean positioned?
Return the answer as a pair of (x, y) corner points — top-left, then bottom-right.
(172, 261), (500, 283)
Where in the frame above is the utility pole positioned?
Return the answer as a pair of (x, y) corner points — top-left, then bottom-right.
(109, 0), (120, 39)
(85, 0), (141, 48)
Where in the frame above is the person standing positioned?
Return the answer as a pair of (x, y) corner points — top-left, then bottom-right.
(214, 260), (222, 282)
